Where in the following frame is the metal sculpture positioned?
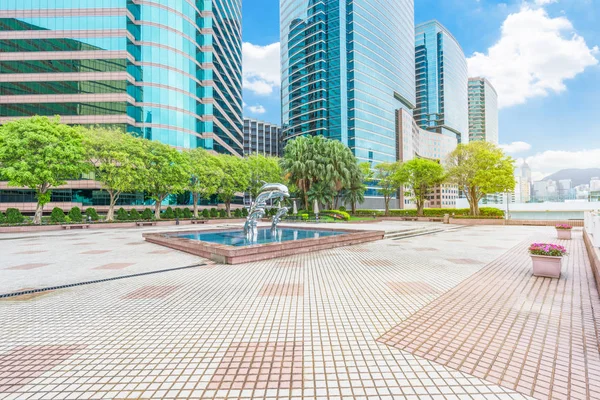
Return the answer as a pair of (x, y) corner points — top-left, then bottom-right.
(244, 183), (290, 241)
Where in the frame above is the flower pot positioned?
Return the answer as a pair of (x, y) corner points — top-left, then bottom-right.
(531, 255), (563, 278)
(556, 229), (572, 240)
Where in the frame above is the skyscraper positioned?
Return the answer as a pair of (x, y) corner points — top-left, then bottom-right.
(281, 0), (415, 165)
(468, 77), (499, 144)
(0, 0), (243, 155)
(414, 20), (468, 144)
(243, 118), (282, 157)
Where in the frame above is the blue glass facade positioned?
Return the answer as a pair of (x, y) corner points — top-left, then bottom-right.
(281, 0), (416, 166)
(415, 20), (468, 144)
(0, 0), (243, 155)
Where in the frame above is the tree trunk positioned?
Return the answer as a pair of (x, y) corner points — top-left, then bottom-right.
(303, 183), (309, 212)
(384, 196), (390, 216)
(351, 201), (356, 215)
(154, 198), (163, 219)
(226, 201), (231, 217)
(193, 192), (199, 218)
(33, 202), (44, 225)
(106, 190), (119, 221)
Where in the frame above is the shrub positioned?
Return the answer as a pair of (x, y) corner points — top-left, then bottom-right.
(218, 209), (226, 218)
(322, 210), (350, 221)
(68, 207), (83, 222)
(183, 208), (193, 219)
(354, 209), (384, 217)
(142, 208), (154, 220)
(50, 207), (66, 223)
(5, 208), (25, 224)
(210, 208), (218, 218)
(116, 207), (129, 221)
(129, 209), (141, 220)
(85, 208), (99, 221)
(241, 207), (248, 217)
(162, 207), (175, 219)
(529, 243), (567, 257)
(233, 208), (242, 218)
(202, 208), (210, 218)
(338, 206), (346, 212)
(0, 212), (5, 224)
(174, 207), (183, 218)
(479, 207), (504, 217)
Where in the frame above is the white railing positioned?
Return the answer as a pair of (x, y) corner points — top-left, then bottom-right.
(584, 211), (600, 248)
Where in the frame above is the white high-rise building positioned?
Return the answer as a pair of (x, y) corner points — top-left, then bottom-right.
(468, 77), (499, 144)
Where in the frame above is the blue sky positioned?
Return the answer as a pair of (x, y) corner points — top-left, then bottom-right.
(241, 0), (600, 179)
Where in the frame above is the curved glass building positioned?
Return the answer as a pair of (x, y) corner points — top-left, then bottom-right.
(0, 0), (243, 155)
(415, 20), (468, 144)
(281, 0), (416, 167)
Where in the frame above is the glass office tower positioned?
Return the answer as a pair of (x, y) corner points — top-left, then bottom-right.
(281, 0), (416, 166)
(468, 77), (498, 144)
(415, 20), (468, 144)
(0, 0), (243, 156)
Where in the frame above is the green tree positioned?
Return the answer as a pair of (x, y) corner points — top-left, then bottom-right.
(308, 181), (336, 210)
(139, 140), (190, 219)
(0, 116), (88, 224)
(116, 207), (129, 221)
(186, 148), (224, 218)
(374, 162), (403, 216)
(445, 142), (515, 216)
(218, 155), (250, 217)
(342, 162), (371, 214)
(247, 154), (282, 199)
(141, 208), (154, 220)
(50, 207), (66, 223)
(129, 209), (141, 220)
(85, 208), (99, 221)
(397, 159), (446, 217)
(281, 135), (359, 211)
(68, 206), (83, 222)
(83, 127), (145, 221)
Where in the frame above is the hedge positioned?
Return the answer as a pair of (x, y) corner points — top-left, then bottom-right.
(162, 207), (175, 219)
(68, 207), (83, 222)
(116, 207), (129, 221)
(129, 209), (141, 220)
(183, 208), (193, 218)
(5, 208), (25, 224)
(0, 212), (5, 224)
(354, 207), (504, 218)
(142, 208), (154, 220)
(202, 209), (210, 218)
(50, 207), (66, 223)
(85, 208), (99, 221)
(322, 210), (350, 221)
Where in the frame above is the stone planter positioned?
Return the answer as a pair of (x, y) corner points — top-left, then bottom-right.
(531, 255), (563, 278)
(556, 229), (572, 240)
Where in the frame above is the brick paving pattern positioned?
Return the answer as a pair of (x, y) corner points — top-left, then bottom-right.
(0, 223), (596, 399)
(379, 231), (600, 400)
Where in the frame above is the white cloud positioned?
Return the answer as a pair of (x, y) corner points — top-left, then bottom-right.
(534, 0), (558, 5)
(467, 6), (598, 108)
(523, 148), (600, 179)
(247, 104), (266, 114)
(243, 42), (280, 96)
(500, 141), (532, 153)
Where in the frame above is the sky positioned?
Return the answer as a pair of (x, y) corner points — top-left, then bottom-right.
(241, 0), (600, 181)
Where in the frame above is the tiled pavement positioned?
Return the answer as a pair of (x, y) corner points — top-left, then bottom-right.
(0, 223), (597, 399)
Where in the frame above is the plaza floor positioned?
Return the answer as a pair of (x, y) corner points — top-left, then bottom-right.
(0, 222), (597, 399)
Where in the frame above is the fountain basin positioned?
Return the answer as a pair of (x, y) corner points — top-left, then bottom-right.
(143, 226), (384, 264)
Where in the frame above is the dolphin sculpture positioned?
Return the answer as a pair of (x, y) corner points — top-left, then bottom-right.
(244, 183), (290, 240)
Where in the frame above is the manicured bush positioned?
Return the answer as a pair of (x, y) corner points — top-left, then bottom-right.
(162, 207), (175, 219)
(116, 207), (129, 221)
(218, 209), (226, 218)
(5, 208), (25, 224)
(85, 207), (99, 221)
(354, 209), (384, 217)
(183, 208), (193, 219)
(0, 212), (5, 224)
(174, 207), (183, 218)
(210, 208), (218, 218)
(233, 208), (242, 218)
(322, 210), (350, 221)
(338, 206), (346, 212)
(202, 208), (210, 218)
(241, 207), (248, 217)
(142, 208), (154, 220)
(129, 209), (141, 220)
(479, 207), (504, 217)
(68, 207), (83, 222)
(50, 207), (66, 223)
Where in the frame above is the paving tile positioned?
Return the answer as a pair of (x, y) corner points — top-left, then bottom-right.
(258, 283), (303, 297)
(93, 263), (135, 270)
(4, 263), (50, 270)
(122, 285), (181, 299)
(12, 250), (48, 255)
(79, 250), (111, 255)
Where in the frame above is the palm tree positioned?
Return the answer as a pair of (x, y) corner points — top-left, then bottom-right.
(308, 181), (336, 210)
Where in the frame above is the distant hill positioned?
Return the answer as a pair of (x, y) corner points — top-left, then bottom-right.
(542, 168), (600, 186)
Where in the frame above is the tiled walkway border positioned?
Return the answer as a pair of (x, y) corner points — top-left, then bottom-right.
(583, 228), (600, 297)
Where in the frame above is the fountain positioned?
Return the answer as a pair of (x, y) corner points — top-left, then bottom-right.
(143, 182), (384, 264)
(244, 183), (290, 241)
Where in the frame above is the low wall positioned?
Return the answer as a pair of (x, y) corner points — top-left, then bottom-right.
(583, 229), (600, 298)
(0, 219), (245, 234)
(448, 218), (584, 227)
